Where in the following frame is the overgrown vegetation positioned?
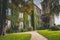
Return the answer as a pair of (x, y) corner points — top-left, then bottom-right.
(49, 26), (60, 31)
(6, 0), (34, 33)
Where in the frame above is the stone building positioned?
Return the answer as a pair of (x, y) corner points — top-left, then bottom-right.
(41, 0), (60, 28)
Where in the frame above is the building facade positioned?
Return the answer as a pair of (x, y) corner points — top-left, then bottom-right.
(41, 0), (60, 29)
(0, 0), (42, 34)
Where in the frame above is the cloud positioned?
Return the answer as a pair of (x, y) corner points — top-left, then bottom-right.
(33, 0), (43, 9)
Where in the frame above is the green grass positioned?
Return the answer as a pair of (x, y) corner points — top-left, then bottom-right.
(0, 34), (31, 40)
(38, 30), (60, 40)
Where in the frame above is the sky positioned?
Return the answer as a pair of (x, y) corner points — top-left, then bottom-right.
(34, 0), (60, 25)
(33, 0), (43, 9)
(54, 14), (60, 25)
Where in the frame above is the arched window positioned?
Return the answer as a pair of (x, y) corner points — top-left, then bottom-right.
(19, 13), (23, 18)
(19, 22), (23, 28)
(6, 8), (11, 15)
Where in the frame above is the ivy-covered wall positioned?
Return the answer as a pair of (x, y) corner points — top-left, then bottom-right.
(34, 6), (38, 30)
(23, 12), (29, 28)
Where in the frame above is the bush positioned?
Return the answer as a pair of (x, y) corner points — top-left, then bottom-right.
(18, 28), (24, 32)
(36, 26), (41, 30)
(6, 28), (13, 33)
(23, 28), (28, 32)
(23, 26), (33, 32)
(27, 27), (33, 31)
(39, 26), (46, 30)
(6, 26), (19, 33)
(49, 26), (60, 31)
(7, 26), (33, 33)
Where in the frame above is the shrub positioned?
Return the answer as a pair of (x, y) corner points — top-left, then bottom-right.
(27, 27), (33, 31)
(49, 26), (60, 31)
(36, 26), (41, 30)
(18, 28), (24, 32)
(6, 26), (19, 33)
(23, 26), (33, 32)
(6, 28), (13, 33)
(23, 28), (28, 32)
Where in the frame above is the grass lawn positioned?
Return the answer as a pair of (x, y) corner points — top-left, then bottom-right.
(0, 34), (31, 40)
(38, 30), (60, 40)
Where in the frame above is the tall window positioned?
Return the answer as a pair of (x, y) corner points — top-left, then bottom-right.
(28, 15), (31, 27)
(19, 4), (22, 7)
(29, 21), (31, 27)
(28, 15), (31, 20)
(19, 13), (23, 18)
(6, 20), (11, 28)
(9, 0), (12, 3)
(6, 8), (11, 15)
(19, 22), (23, 28)
(59, 0), (60, 5)
(24, 0), (28, 2)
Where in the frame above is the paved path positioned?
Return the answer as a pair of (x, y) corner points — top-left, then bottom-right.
(14, 31), (48, 40)
(30, 31), (48, 40)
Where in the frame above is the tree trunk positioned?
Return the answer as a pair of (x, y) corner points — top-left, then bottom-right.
(50, 15), (55, 27)
(31, 10), (35, 30)
(0, 0), (7, 36)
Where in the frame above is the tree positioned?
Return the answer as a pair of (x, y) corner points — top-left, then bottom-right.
(41, 0), (60, 28)
(0, 0), (7, 36)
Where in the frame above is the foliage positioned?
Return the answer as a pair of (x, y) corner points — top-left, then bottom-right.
(34, 8), (38, 30)
(41, 14), (50, 29)
(6, 0), (20, 33)
(6, 0), (35, 33)
(23, 12), (29, 28)
(27, 26), (33, 31)
(23, 28), (28, 32)
(43, 0), (60, 15)
(38, 30), (60, 40)
(18, 28), (24, 32)
(41, 0), (60, 29)
(23, 26), (33, 32)
(0, 34), (31, 40)
(6, 25), (19, 33)
(49, 26), (60, 31)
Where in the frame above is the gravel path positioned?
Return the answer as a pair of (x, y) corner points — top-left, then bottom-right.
(14, 31), (48, 40)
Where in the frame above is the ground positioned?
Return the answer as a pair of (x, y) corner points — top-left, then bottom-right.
(38, 30), (60, 40)
(0, 34), (31, 40)
(15, 31), (48, 40)
(1, 30), (60, 40)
